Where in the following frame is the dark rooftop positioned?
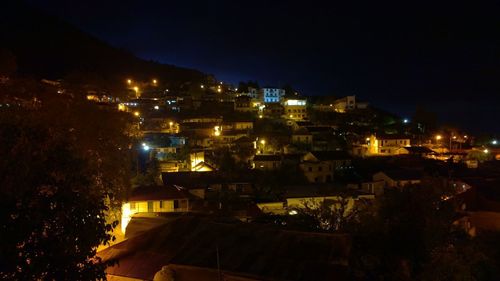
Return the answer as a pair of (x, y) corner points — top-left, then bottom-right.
(253, 154), (282, 161)
(129, 185), (194, 201)
(98, 216), (350, 281)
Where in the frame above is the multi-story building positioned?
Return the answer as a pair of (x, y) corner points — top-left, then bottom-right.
(260, 88), (285, 103)
(299, 151), (352, 183)
(283, 99), (307, 120)
(234, 95), (253, 112)
(367, 134), (411, 156)
(248, 87), (259, 99)
(313, 95), (369, 113)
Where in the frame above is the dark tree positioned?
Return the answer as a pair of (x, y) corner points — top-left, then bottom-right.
(0, 121), (115, 280)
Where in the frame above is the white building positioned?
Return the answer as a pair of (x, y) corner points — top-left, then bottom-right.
(260, 88), (285, 103)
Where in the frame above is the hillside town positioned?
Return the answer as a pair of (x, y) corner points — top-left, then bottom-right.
(2, 1), (500, 280)
(82, 77), (499, 280)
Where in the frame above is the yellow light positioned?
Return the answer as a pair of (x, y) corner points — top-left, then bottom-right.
(118, 103), (126, 111)
(169, 121), (173, 126)
(134, 111), (140, 117)
(217, 88), (221, 93)
(127, 79), (132, 85)
(259, 114), (263, 119)
(453, 136), (457, 139)
(133, 86), (139, 92)
(289, 114), (293, 118)
(201, 85), (204, 89)
(214, 131), (221, 136)
(366, 137), (370, 141)
(153, 79), (157, 84)
(464, 135), (468, 139)
(260, 139), (266, 145)
(435, 135), (442, 140)
(484, 149), (489, 153)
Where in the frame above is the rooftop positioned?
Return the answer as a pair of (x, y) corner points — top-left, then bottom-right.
(98, 216), (350, 281)
(129, 185), (194, 202)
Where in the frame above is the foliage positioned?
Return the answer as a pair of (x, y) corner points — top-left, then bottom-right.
(348, 181), (485, 280)
(0, 120), (115, 280)
(131, 155), (161, 188)
(286, 196), (370, 233)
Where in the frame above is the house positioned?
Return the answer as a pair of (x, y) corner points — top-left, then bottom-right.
(299, 151), (352, 183)
(397, 146), (435, 157)
(291, 127), (313, 145)
(247, 87), (259, 99)
(260, 87), (285, 103)
(257, 186), (374, 215)
(158, 160), (189, 173)
(99, 216), (350, 281)
(332, 95), (355, 112)
(367, 134), (411, 155)
(120, 185), (195, 233)
(263, 103), (284, 118)
(372, 169), (423, 188)
(283, 98), (307, 120)
(234, 95), (253, 112)
(312, 95), (368, 113)
(161, 172), (253, 197)
(253, 154), (282, 170)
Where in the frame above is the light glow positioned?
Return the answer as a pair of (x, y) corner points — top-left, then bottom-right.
(285, 99), (306, 106)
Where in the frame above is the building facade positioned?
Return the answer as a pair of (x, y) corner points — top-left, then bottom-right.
(260, 88), (285, 103)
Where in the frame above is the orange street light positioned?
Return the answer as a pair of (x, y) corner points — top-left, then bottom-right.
(127, 79), (132, 85)
(435, 135), (442, 141)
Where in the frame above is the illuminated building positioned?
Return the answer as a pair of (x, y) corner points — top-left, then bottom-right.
(283, 98), (307, 120)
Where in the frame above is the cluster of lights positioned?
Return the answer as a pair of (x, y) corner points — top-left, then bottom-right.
(141, 142), (150, 151)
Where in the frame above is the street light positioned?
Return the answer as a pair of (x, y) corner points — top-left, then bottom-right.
(127, 79), (132, 85)
(435, 135), (442, 141)
(153, 79), (157, 84)
(260, 139), (266, 145)
(134, 111), (140, 117)
(492, 140), (498, 145)
(484, 149), (489, 154)
(154, 105), (159, 110)
(403, 118), (409, 124)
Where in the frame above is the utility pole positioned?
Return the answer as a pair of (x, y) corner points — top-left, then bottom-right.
(216, 245), (222, 281)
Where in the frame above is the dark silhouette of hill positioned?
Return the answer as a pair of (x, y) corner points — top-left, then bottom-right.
(0, 2), (206, 87)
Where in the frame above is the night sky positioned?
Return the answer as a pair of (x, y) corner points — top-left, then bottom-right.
(26, 0), (500, 133)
